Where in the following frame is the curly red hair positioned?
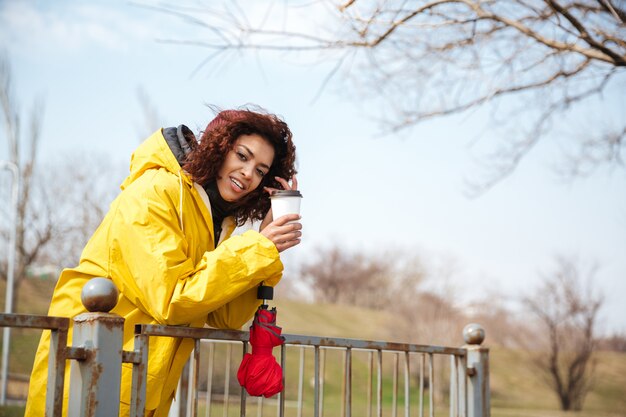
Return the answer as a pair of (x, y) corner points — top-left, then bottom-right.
(183, 108), (297, 225)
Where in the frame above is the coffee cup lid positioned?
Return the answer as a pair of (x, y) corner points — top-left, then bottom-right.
(270, 190), (303, 198)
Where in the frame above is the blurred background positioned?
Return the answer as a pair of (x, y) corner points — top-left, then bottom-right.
(1, 0), (625, 415)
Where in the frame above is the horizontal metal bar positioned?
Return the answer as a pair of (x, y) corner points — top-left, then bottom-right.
(282, 334), (467, 356)
(65, 346), (88, 361)
(0, 313), (69, 330)
(135, 324), (249, 342)
(134, 324), (466, 356)
(122, 350), (142, 364)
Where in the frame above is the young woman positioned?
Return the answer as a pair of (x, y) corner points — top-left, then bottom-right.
(25, 108), (301, 417)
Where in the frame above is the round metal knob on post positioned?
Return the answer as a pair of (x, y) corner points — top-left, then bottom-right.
(463, 323), (485, 345)
(81, 277), (119, 313)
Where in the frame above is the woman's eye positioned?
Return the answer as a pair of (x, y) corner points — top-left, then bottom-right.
(256, 169), (266, 177)
(237, 152), (247, 161)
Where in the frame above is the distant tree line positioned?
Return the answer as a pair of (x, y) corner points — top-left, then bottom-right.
(296, 246), (608, 411)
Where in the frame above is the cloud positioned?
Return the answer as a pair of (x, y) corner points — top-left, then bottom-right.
(0, 2), (156, 53)
(0, 0), (335, 61)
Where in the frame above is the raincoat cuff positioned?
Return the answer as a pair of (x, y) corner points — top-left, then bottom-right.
(245, 229), (280, 256)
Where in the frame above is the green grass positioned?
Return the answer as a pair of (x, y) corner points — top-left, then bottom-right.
(0, 405), (24, 417)
(0, 278), (56, 376)
(489, 346), (626, 414)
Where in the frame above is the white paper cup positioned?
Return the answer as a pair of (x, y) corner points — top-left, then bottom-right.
(270, 190), (303, 222)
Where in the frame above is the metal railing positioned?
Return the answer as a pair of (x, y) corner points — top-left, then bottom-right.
(163, 324), (489, 417)
(0, 314), (69, 416)
(0, 278), (490, 417)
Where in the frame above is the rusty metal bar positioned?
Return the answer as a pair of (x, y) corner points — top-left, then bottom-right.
(224, 343), (232, 417)
(134, 324), (466, 355)
(191, 340), (201, 417)
(135, 324), (248, 341)
(47, 328), (68, 417)
(392, 352), (398, 417)
(428, 353), (434, 417)
(404, 352), (410, 417)
(65, 346), (88, 361)
(314, 345), (320, 417)
(241, 341), (248, 417)
(68, 313), (124, 417)
(0, 313), (70, 330)
(455, 356), (467, 417)
(419, 354), (424, 417)
(179, 361), (190, 417)
(466, 344), (490, 417)
(341, 350), (346, 417)
(377, 350), (382, 417)
(297, 346), (304, 417)
(285, 335), (466, 356)
(345, 348), (352, 417)
(320, 348), (325, 417)
(122, 350), (142, 364)
(130, 333), (148, 417)
(367, 351), (373, 417)
(458, 354), (467, 417)
(206, 342), (214, 417)
(0, 314), (72, 417)
(450, 355), (457, 417)
(279, 343), (286, 417)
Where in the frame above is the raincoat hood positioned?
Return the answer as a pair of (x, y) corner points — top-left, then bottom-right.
(122, 127), (189, 190)
(162, 124), (196, 164)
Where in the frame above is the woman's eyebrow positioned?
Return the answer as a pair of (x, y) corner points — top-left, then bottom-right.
(240, 144), (271, 170)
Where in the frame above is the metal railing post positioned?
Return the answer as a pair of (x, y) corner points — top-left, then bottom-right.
(67, 278), (123, 417)
(463, 323), (490, 417)
(0, 160), (19, 405)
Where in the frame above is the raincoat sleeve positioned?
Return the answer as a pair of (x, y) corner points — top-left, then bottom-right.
(206, 286), (261, 329)
(108, 169), (283, 327)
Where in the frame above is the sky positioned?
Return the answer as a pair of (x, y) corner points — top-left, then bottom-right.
(1, 1), (625, 334)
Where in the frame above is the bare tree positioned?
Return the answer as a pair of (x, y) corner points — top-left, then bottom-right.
(36, 153), (123, 269)
(388, 254), (464, 346)
(467, 293), (535, 349)
(299, 245), (426, 308)
(300, 245), (391, 307)
(299, 245), (468, 343)
(0, 55), (51, 311)
(523, 256), (603, 411)
(596, 331), (626, 352)
(150, 0), (625, 192)
(1, 55), (122, 310)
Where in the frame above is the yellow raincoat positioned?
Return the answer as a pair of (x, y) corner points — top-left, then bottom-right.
(25, 129), (283, 416)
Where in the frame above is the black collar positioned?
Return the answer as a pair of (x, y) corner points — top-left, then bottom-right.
(204, 180), (235, 242)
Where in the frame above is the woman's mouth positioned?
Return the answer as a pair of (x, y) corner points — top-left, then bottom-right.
(231, 177), (244, 191)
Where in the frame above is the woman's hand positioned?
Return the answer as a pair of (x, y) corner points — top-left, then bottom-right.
(265, 175), (298, 196)
(259, 175), (301, 252)
(260, 213), (302, 252)
(260, 176), (298, 232)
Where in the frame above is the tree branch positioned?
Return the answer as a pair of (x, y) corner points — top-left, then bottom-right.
(546, 0), (626, 65)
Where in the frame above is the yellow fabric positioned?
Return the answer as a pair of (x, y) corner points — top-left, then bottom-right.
(25, 129), (283, 416)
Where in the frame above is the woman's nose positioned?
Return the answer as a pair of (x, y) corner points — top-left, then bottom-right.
(241, 165), (253, 178)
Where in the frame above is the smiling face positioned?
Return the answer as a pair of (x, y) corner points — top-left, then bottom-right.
(216, 134), (275, 202)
